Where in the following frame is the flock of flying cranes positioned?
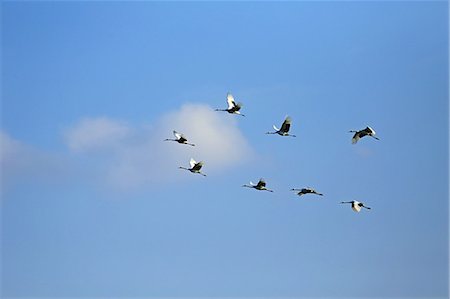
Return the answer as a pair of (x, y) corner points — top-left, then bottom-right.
(164, 92), (379, 213)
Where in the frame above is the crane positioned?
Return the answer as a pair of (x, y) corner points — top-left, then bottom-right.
(266, 116), (296, 137)
(340, 200), (371, 212)
(179, 158), (206, 177)
(291, 187), (323, 197)
(215, 92), (245, 116)
(242, 178), (274, 192)
(164, 130), (195, 146)
(349, 126), (379, 144)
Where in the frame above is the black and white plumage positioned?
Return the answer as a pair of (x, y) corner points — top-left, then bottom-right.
(266, 116), (296, 137)
(340, 200), (371, 212)
(215, 93), (245, 116)
(349, 126), (379, 144)
(291, 187), (323, 197)
(242, 178), (274, 192)
(179, 158), (206, 177)
(164, 130), (195, 146)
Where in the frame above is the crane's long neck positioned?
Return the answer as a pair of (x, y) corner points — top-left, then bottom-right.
(179, 167), (190, 171)
(164, 138), (176, 142)
(215, 108), (227, 112)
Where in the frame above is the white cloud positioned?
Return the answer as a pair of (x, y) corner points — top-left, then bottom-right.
(63, 104), (254, 190)
(64, 117), (131, 152)
(158, 103), (252, 169)
(1, 104), (254, 193)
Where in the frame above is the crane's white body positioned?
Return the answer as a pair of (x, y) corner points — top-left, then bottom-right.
(340, 200), (371, 212)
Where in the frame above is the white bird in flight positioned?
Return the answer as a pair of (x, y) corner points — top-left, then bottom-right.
(215, 92), (245, 116)
(242, 178), (274, 192)
(266, 116), (296, 137)
(179, 158), (206, 177)
(291, 187), (323, 197)
(340, 200), (371, 212)
(349, 126), (379, 144)
(164, 130), (195, 146)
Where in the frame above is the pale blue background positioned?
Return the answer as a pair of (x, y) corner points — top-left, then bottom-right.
(1, 1), (448, 298)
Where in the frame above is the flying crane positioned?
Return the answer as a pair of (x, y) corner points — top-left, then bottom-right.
(164, 130), (195, 146)
(179, 158), (206, 177)
(266, 116), (296, 137)
(215, 92), (245, 116)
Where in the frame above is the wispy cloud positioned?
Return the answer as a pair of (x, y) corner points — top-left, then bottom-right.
(64, 117), (131, 152)
(1, 103), (254, 193)
(73, 104), (254, 190)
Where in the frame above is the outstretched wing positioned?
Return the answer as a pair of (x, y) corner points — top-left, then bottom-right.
(189, 158), (197, 168)
(173, 130), (182, 140)
(351, 132), (360, 144)
(256, 178), (266, 188)
(280, 116), (292, 133)
(192, 161), (203, 171)
(364, 126), (375, 134)
(227, 93), (236, 110)
(231, 102), (242, 112)
(174, 130), (187, 142)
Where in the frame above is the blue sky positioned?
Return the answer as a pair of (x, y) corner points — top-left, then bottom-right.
(1, 1), (448, 298)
